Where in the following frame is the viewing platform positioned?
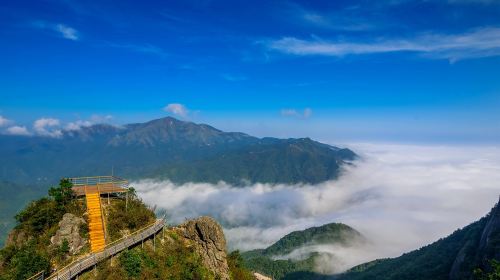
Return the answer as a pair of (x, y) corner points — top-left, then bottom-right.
(69, 175), (129, 196)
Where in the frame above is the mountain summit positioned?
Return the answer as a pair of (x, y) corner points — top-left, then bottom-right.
(0, 117), (356, 186)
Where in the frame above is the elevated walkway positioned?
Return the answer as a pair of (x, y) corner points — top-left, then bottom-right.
(69, 176), (130, 253)
(44, 219), (165, 280)
(70, 176), (129, 196)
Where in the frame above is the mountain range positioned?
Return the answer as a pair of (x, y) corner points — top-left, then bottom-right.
(0, 116), (356, 246)
(0, 116), (356, 186)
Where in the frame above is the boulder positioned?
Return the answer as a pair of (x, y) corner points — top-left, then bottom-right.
(50, 213), (87, 255)
(178, 216), (230, 280)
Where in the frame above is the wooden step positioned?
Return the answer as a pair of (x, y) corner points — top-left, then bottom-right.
(85, 192), (106, 253)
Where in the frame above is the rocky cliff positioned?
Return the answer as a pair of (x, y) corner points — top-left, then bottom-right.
(176, 216), (231, 280)
(50, 213), (87, 255)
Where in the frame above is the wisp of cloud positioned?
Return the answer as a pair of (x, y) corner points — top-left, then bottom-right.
(133, 143), (500, 273)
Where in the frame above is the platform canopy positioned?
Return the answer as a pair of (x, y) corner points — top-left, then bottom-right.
(69, 175), (129, 196)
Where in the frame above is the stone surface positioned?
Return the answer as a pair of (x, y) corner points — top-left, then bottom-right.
(5, 228), (28, 248)
(50, 213), (87, 255)
(178, 216), (230, 280)
(254, 272), (273, 280)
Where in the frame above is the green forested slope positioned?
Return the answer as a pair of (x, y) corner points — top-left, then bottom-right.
(242, 223), (363, 280)
(340, 199), (500, 280)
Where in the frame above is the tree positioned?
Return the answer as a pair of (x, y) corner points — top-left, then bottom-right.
(228, 251), (254, 280)
(60, 239), (70, 254)
(474, 260), (500, 280)
(48, 178), (74, 207)
(120, 249), (142, 277)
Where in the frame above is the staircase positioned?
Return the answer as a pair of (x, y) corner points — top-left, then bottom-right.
(85, 192), (106, 252)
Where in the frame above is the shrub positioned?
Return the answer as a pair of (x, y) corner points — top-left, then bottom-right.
(3, 242), (50, 280)
(120, 249), (143, 277)
(228, 250), (254, 280)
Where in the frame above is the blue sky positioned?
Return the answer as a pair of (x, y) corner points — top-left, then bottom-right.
(0, 0), (499, 143)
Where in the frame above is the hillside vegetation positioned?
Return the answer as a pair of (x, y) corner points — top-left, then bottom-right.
(242, 223), (363, 280)
(339, 199), (500, 280)
(0, 179), (87, 279)
(0, 180), (253, 280)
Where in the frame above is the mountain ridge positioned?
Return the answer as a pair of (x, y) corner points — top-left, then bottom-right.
(339, 197), (500, 280)
(0, 116), (357, 186)
(241, 223), (363, 280)
(0, 116), (356, 247)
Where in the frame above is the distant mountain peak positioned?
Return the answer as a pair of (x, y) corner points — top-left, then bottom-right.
(0, 116), (357, 186)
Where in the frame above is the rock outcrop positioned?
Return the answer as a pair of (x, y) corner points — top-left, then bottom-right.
(177, 216), (230, 280)
(5, 228), (29, 248)
(50, 213), (87, 255)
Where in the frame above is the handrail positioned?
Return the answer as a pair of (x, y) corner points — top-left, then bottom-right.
(41, 218), (165, 280)
(68, 176), (129, 188)
(26, 270), (44, 280)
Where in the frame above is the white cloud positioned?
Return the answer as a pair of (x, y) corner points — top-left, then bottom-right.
(89, 114), (113, 123)
(265, 27), (500, 61)
(33, 21), (79, 41)
(294, 6), (374, 31)
(163, 103), (189, 118)
(281, 109), (299, 117)
(133, 144), (500, 273)
(0, 115), (12, 127)
(64, 115), (113, 131)
(6, 125), (31, 136)
(303, 108), (313, 118)
(55, 24), (79, 40)
(65, 120), (92, 131)
(281, 108), (313, 119)
(33, 117), (62, 137)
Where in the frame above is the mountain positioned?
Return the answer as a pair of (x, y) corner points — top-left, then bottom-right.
(0, 117), (356, 247)
(244, 199), (500, 280)
(0, 116), (356, 187)
(242, 223), (364, 280)
(339, 198), (500, 280)
(0, 181), (254, 280)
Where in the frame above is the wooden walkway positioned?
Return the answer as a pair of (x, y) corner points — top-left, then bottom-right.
(44, 218), (165, 280)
